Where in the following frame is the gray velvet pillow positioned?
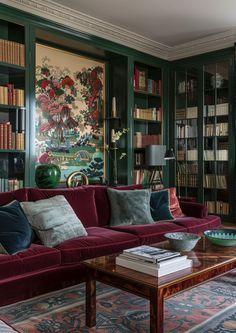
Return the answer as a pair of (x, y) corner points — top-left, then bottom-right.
(107, 188), (154, 226)
(20, 195), (87, 247)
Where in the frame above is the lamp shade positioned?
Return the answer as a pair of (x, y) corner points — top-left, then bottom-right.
(164, 148), (175, 160)
(145, 145), (166, 166)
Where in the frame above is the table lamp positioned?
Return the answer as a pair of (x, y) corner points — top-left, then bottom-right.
(145, 145), (166, 188)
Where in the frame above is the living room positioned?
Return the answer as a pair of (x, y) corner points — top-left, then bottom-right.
(0, 1), (236, 332)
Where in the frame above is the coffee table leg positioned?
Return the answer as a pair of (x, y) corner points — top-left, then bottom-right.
(150, 288), (164, 333)
(86, 277), (96, 327)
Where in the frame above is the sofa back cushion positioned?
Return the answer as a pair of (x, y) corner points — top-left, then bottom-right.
(27, 187), (98, 228)
(83, 184), (143, 226)
(0, 188), (28, 206)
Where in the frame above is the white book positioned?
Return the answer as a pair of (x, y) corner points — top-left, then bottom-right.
(119, 253), (188, 268)
(123, 245), (181, 264)
(116, 256), (192, 277)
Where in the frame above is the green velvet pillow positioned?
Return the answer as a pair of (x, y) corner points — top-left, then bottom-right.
(150, 189), (174, 221)
(107, 188), (154, 226)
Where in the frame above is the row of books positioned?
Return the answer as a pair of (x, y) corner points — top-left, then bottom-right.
(178, 162), (198, 174)
(0, 122), (25, 150)
(177, 149), (198, 161)
(134, 152), (145, 166)
(0, 178), (24, 192)
(204, 175), (227, 189)
(0, 38), (25, 66)
(177, 174), (198, 187)
(206, 201), (229, 215)
(133, 169), (163, 187)
(0, 85), (25, 106)
(134, 133), (161, 148)
(134, 107), (162, 121)
(176, 107), (198, 119)
(176, 124), (198, 138)
(204, 123), (228, 137)
(133, 68), (162, 95)
(203, 103), (228, 116)
(204, 150), (228, 161)
(177, 79), (196, 94)
(116, 245), (192, 277)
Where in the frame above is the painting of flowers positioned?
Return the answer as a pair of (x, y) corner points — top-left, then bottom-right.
(35, 44), (106, 182)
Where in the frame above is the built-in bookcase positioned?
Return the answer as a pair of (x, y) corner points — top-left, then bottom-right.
(0, 18), (26, 192)
(133, 62), (163, 187)
(175, 67), (199, 198)
(203, 60), (230, 216)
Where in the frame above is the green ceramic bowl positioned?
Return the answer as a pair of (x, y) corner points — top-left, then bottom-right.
(204, 229), (236, 247)
(164, 232), (201, 251)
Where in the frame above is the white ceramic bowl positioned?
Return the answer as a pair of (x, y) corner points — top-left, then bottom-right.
(165, 232), (201, 251)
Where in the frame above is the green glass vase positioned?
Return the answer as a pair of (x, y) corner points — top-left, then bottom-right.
(35, 164), (61, 189)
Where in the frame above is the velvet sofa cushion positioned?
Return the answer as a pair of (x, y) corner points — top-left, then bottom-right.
(21, 195), (88, 247)
(179, 201), (208, 218)
(56, 227), (139, 264)
(150, 190), (174, 221)
(0, 243), (61, 280)
(174, 215), (221, 233)
(109, 222), (187, 245)
(107, 188), (154, 226)
(83, 184), (143, 227)
(27, 187), (98, 227)
(0, 200), (33, 254)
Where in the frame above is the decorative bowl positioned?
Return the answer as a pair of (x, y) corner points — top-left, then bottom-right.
(164, 232), (201, 251)
(204, 229), (236, 247)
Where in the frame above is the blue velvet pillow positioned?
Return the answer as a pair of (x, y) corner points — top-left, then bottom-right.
(0, 200), (33, 254)
(107, 188), (154, 226)
(150, 190), (174, 221)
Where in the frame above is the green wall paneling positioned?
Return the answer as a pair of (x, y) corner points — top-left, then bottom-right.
(0, 3), (169, 187)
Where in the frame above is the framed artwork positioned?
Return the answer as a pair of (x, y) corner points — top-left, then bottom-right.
(35, 44), (106, 183)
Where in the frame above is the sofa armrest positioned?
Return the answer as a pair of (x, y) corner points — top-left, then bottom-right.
(179, 201), (208, 218)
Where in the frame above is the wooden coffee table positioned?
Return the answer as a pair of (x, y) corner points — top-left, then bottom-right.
(84, 238), (236, 333)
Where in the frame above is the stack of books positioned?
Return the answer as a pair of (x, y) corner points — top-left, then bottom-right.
(116, 245), (192, 277)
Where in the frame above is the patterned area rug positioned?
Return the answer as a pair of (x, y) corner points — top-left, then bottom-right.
(0, 270), (236, 333)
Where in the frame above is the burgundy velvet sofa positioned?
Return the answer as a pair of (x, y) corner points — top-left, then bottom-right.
(0, 185), (221, 306)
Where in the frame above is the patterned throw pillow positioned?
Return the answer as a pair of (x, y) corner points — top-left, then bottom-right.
(150, 189), (174, 221)
(20, 195), (87, 247)
(0, 200), (33, 254)
(107, 188), (154, 226)
(168, 187), (184, 217)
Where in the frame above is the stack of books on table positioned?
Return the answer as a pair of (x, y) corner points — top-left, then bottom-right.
(116, 245), (192, 277)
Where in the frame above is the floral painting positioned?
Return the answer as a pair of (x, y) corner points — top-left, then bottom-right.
(35, 44), (105, 182)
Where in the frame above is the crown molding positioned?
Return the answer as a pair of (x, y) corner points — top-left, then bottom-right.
(1, 0), (170, 59)
(2, 0), (236, 61)
(169, 30), (236, 60)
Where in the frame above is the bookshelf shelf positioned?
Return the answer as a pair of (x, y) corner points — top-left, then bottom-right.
(134, 118), (161, 124)
(0, 62), (25, 72)
(134, 89), (161, 97)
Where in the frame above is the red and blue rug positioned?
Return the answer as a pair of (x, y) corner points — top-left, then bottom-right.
(0, 270), (236, 332)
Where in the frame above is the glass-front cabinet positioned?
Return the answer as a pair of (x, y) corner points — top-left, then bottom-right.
(173, 51), (234, 222)
(203, 60), (230, 216)
(175, 68), (199, 198)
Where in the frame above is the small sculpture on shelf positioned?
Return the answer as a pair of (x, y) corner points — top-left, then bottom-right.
(108, 128), (128, 185)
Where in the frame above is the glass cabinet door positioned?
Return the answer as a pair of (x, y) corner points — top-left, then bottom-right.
(175, 68), (198, 198)
(203, 61), (229, 216)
